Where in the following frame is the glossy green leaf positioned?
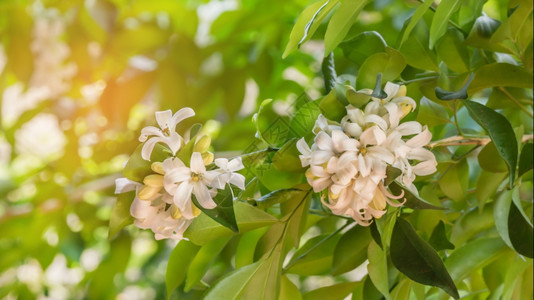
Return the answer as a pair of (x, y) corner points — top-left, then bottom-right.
(280, 186), (312, 247)
(518, 143), (533, 178)
(462, 100), (518, 186)
(340, 31), (387, 66)
(319, 89), (347, 122)
(475, 170), (507, 211)
(288, 99), (321, 139)
(438, 160), (469, 202)
(332, 225), (371, 275)
(235, 227), (268, 268)
(356, 47), (406, 90)
(204, 261), (263, 300)
(185, 236), (231, 292)
(400, 23), (439, 72)
(478, 142), (509, 173)
(346, 86), (371, 108)
(367, 240), (391, 300)
(389, 181), (444, 210)
(428, 220), (455, 251)
(445, 237), (507, 283)
(286, 232), (341, 275)
(108, 191), (135, 240)
(416, 97), (450, 127)
(468, 63), (533, 94)
(272, 139), (306, 173)
(241, 243), (284, 300)
(166, 240), (201, 299)
(283, 0), (340, 58)
(390, 279), (412, 300)
(494, 189), (514, 248)
(256, 187), (305, 208)
(370, 221), (383, 249)
(324, 0), (368, 55)
(429, 0), (463, 49)
(436, 29), (470, 73)
(303, 281), (360, 300)
(184, 201), (277, 245)
(399, 0), (434, 46)
(257, 163), (304, 191)
(192, 184), (238, 233)
(322, 52), (337, 93)
(464, 15), (508, 52)
(390, 218), (459, 299)
(508, 201), (534, 258)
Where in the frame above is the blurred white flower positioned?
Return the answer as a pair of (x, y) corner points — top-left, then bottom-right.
(139, 108), (195, 161)
(15, 114), (66, 160)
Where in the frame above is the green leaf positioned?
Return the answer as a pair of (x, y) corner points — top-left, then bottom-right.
(434, 73), (474, 100)
(445, 237), (507, 283)
(319, 89), (347, 122)
(436, 29), (470, 73)
(508, 201), (534, 258)
(123, 143), (170, 182)
(184, 201), (277, 245)
(192, 184), (238, 233)
(257, 163), (304, 191)
(235, 227), (268, 269)
(400, 26), (440, 72)
(478, 141), (509, 173)
(389, 181), (444, 210)
(285, 232), (342, 275)
(462, 99), (518, 186)
(416, 97), (450, 127)
(494, 189), (514, 248)
(429, 0), (463, 49)
(370, 221), (383, 249)
(390, 279), (412, 300)
(256, 187), (305, 209)
(302, 281), (360, 300)
(241, 241), (284, 300)
(438, 160), (469, 202)
(390, 218), (459, 299)
(475, 170), (507, 211)
(204, 261), (263, 300)
(428, 220), (455, 251)
(166, 240), (201, 299)
(272, 139), (306, 173)
(237, 178), (260, 202)
(324, 0), (369, 55)
(280, 187), (312, 247)
(253, 99), (290, 147)
(283, 0), (340, 58)
(384, 166), (402, 187)
(288, 99), (321, 139)
(367, 240), (391, 300)
(467, 63), (533, 94)
(322, 52), (337, 93)
(332, 225), (372, 275)
(340, 31), (387, 66)
(356, 47), (406, 90)
(184, 236), (231, 292)
(399, 0), (434, 46)
(279, 275), (302, 300)
(464, 15), (507, 52)
(346, 86), (372, 108)
(108, 191), (135, 240)
(518, 143), (533, 178)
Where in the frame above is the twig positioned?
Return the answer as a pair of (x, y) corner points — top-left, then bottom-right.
(429, 134), (534, 148)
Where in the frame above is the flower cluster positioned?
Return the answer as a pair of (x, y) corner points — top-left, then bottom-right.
(297, 82), (437, 225)
(115, 108), (245, 240)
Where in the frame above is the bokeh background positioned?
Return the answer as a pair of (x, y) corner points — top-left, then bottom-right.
(0, 0), (527, 299)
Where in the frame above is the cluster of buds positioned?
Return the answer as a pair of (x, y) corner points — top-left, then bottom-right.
(297, 82), (437, 225)
(115, 108), (245, 240)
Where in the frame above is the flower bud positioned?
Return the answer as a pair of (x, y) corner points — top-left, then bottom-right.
(143, 174), (164, 187)
(137, 185), (160, 201)
(192, 204), (201, 217)
(202, 151), (214, 165)
(151, 162), (165, 175)
(395, 85), (407, 98)
(194, 135), (211, 153)
(170, 205), (182, 219)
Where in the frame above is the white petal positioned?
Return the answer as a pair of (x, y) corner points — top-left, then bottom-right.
(139, 126), (161, 142)
(165, 167), (191, 184)
(229, 174), (246, 190)
(214, 158), (229, 169)
(406, 127), (432, 148)
(412, 159), (437, 176)
(384, 82), (400, 101)
(396, 121), (422, 136)
(296, 138), (311, 155)
(364, 114), (388, 131)
(171, 107), (195, 128)
(190, 152), (206, 174)
(384, 103), (400, 128)
(155, 110), (173, 129)
(315, 131), (334, 151)
(227, 157), (244, 171)
(166, 132), (183, 155)
(141, 137), (165, 161)
(193, 183), (217, 209)
(115, 178), (140, 194)
(173, 182), (193, 211)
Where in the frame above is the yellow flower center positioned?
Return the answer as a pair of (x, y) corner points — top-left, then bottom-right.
(192, 173), (200, 182)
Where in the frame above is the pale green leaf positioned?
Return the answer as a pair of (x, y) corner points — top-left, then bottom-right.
(324, 0), (368, 55)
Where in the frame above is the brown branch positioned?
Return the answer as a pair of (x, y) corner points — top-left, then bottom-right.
(429, 134), (534, 148)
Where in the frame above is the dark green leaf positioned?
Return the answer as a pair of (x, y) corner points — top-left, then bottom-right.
(108, 191), (135, 240)
(518, 143), (533, 178)
(272, 139), (306, 173)
(428, 220), (455, 251)
(192, 184), (238, 233)
(185, 236), (231, 292)
(391, 218), (459, 299)
(322, 52), (337, 93)
(434, 73), (474, 100)
(184, 201), (277, 245)
(324, 0), (368, 54)
(389, 181), (444, 210)
(384, 166), (402, 187)
(165, 240), (200, 299)
(370, 221), (383, 249)
(478, 141), (509, 173)
(332, 225), (371, 275)
(508, 201), (534, 258)
(462, 99), (518, 186)
(429, 0), (463, 49)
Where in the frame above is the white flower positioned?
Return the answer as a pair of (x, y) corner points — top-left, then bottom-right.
(163, 152), (218, 219)
(139, 108), (195, 161)
(212, 157), (246, 190)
